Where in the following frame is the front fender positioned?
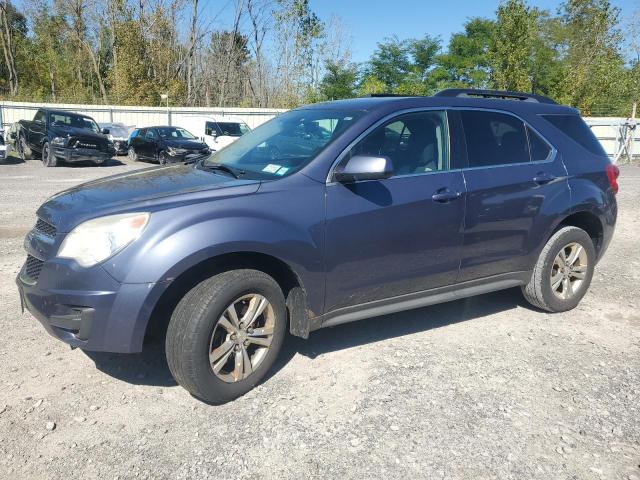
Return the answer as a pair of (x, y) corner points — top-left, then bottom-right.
(101, 179), (326, 314)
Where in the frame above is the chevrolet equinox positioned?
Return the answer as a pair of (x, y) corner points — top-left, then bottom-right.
(17, 89), (619, 403)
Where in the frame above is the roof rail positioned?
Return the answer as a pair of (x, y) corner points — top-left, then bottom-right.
(364, 93), (424, 98)
(434, 88), (557, 105)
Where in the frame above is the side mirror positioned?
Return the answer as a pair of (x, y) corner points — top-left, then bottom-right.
(101, 128), (110, 135)
(334, 155), (393, 183)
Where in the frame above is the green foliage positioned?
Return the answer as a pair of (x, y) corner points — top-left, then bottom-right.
(357, 76), (387, 96)
(319, 60), (357, 100)
(436, 18), (495, 88)
(489, 0), (537, 91)
(0, 0), (636, 114)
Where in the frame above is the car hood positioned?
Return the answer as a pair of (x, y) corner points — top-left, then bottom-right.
(37, 164), (260, 232)
(163, 138), (208, 149)
(49, 125), (108, 142)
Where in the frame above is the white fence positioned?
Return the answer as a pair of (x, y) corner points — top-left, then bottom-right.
(585, 117), (638, 162)
(1, 100), (637, 160)
(0, 101), (286, 130)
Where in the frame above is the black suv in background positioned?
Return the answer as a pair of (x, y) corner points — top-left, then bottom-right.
(128, 126), (210, 164)
(14, 109), (115, 166)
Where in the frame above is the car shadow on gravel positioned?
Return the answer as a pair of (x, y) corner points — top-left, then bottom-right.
(82, 288), (526, 389)
(62, 157), (126, 167)
(286, 287), (526, 360)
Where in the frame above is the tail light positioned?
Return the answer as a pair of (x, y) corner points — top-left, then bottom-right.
(605, 164), (620, 194)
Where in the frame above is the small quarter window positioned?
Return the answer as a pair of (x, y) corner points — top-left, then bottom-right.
(527, 126), (552, 161)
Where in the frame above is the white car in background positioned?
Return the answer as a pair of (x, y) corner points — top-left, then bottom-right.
(177, 116), (251, 152)
(99, 122), (133, 155)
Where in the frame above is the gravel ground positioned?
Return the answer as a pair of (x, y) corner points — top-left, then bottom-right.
(0, 155), (639, 480)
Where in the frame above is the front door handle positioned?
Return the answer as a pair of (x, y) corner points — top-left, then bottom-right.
(533, 172), (556, 185)
(432, 189), (461, 203)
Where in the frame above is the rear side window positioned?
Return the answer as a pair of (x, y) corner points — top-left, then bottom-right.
(541, 114), (606, 156)
(527, 126), (552, 161)
(460, 110), (530, 167)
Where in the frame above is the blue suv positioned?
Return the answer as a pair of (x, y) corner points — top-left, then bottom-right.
(17, 89), (618, 403)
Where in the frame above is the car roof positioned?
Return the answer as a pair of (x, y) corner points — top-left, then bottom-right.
(42, 108), (95, 119)
(180, 115), (247, 124)
(298, 95), (578, 115)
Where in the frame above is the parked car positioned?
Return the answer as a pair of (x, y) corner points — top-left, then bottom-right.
(128, 126), (210, 164)
(178, 115), (251, 152)
(17, 89), (618, 403)
(13, 109), (115, 166)
(99, 122), (131, 155)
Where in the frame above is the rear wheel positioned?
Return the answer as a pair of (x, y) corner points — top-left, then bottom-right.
(522, 226), (596, 312)
(166, 269), (286, 403)
(41, 142), (57, 167)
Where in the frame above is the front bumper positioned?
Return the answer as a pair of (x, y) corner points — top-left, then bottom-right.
(53, 146), (113, 164)
(16, 257), (157, 353)
(112, 140), (128, 155)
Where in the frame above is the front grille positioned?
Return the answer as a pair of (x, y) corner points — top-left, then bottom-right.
(35, 218), (56, 237)
(24, 255), (44, 282)
(69, 137), (104, 151)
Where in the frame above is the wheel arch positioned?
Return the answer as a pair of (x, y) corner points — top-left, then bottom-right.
(555, 210), (604, 255)
(140, 250), (312, 350)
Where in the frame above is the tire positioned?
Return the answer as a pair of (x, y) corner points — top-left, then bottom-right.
(41, 142), (57, 167)
(158, 150), (168, 165)
(166, 269), (287, 404)
(18, 134), (33, 160)
(128, 146), (138, 162)
(522, 226), (596, 312)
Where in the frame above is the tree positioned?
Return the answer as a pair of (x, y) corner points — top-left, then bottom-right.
(0, 0), (25, 95)
(435, 18), (495, 88)
(319, 60), (357, 100)
(489, 0), (537, 91)
(557, 0), (627, 114)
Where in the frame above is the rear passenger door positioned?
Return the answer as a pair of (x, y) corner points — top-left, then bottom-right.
(457, 109), (568, 282)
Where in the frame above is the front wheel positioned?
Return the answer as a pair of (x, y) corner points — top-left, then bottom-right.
(41, 142), (57, 167)
(522, 226), (596, 312)
(166, 269), (287, 403)
(158, 150), (168, 165)
(128, 146), (138, 162)
(18, 135), (33, 160)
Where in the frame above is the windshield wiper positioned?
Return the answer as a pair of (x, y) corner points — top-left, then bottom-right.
(199, 163), (243, 179)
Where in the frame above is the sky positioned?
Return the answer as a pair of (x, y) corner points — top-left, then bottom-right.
(309, 0), (639, 63)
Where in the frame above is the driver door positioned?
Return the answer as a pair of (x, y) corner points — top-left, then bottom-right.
(324, 110), (467, 312)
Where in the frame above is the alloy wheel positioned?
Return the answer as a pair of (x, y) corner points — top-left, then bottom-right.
(208, 294), (275, 383)
(550, 242), (588, 300)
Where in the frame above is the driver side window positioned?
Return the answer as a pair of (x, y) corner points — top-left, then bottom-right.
(347, 110), (449, 176)
(145, 129), (157, 140)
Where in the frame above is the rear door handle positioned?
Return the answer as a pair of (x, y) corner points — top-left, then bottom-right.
(533, 172), (555, 185)
(432, 189), (461, 203)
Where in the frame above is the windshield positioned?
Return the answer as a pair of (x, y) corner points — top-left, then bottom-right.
(201, 109), (363, 179)
(217, 122), (250, 137)
(103, 124), (129, 138)
(49, 112), (100, 134)
(158, 127), (196, 139)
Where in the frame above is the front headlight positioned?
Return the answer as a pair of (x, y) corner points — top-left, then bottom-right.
(51, 136), (66, 146)
(58, 212), (150, 267)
